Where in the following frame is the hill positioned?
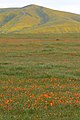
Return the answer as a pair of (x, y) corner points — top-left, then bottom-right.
(0, 4), (80, 34)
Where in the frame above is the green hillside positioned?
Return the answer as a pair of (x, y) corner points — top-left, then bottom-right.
(0, 4), (80, 34)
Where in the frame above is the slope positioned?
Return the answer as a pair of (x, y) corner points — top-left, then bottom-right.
(0, 4), (80, 34)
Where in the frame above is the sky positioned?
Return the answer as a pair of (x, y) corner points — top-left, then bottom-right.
(0, 0), (80, 14)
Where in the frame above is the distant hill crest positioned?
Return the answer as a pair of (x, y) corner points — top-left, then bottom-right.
(0, 4), (80, 34)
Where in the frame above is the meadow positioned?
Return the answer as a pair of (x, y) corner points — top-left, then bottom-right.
(0, 35), (80, 120)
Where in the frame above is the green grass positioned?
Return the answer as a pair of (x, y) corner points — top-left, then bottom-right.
(0, 33), (80, 40)
(0, 36), (80, 120)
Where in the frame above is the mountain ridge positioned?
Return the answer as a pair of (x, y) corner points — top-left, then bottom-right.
(0, 4), (80, 15)
(0, 4), (80, 34)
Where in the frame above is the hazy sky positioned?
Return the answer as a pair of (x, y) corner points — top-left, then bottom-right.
(0, 0), (80, 14)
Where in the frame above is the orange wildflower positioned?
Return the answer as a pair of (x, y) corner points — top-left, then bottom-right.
(0, 104), (2, 106)
(50, 100), (54, 106)
(10, 99), (13, 103)
(41, 94), (50, 98)
(74, 100), (79, 104)
(5, 100), (9, 105)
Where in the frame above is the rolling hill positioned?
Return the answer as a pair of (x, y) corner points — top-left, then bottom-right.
(0, 4), (80, 34)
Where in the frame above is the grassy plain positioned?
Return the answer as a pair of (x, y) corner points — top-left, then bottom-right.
(0, 35), (80, 120)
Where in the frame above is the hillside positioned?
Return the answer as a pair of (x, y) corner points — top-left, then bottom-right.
(0, 4), (80, 34)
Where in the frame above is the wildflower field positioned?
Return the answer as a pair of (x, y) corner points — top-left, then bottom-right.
(0, 38), (80, 120)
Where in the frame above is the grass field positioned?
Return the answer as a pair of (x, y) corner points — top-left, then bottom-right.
(0, 36), (80, 120)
